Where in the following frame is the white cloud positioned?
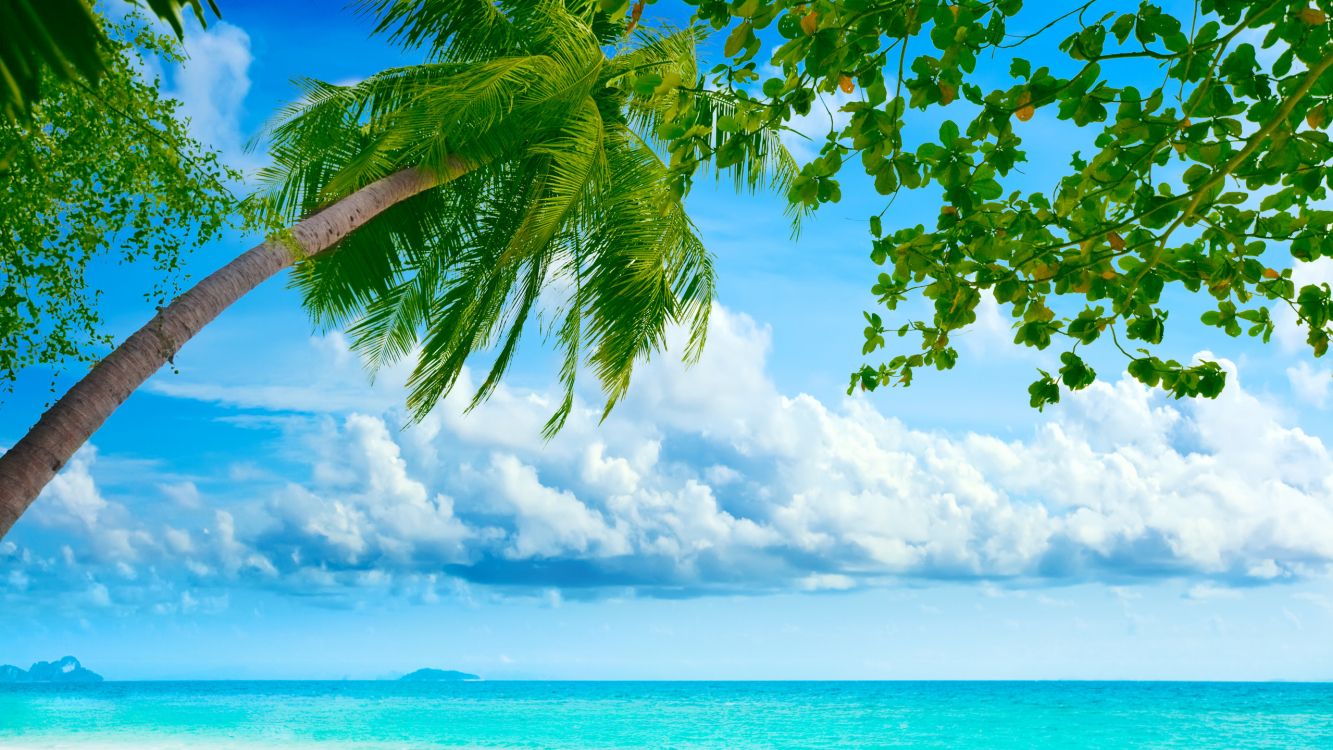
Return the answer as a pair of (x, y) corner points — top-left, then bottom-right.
(262, 414), (473, 569)
(35, 447), (108, 528)
(10, 307), (1333, 612)
(1287, 361), (1332, 408)
(1183, 582), (1243, 601)
(83, 583), (112, 608)
(167, 20), (257, 173)
(161, 481), (203, 509)
(797, 573), (856, 591)
(484, 454), (629, 560)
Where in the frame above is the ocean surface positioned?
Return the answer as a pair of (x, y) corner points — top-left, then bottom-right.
(2, 681), (1331, 748)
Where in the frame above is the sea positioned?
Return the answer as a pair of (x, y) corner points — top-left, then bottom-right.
(2, 681), (1331, 748)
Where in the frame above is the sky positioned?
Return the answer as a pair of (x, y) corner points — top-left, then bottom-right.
(3, 0), (1333, 682)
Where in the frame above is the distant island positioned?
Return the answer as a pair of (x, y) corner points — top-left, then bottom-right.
(0, 656), (103, 683)
(398, 668), (479, 682)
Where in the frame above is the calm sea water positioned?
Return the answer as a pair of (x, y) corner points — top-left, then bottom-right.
(1, 681), (1331, 748)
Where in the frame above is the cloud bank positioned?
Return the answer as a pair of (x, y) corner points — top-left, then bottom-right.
(5, 307), (1333, 615)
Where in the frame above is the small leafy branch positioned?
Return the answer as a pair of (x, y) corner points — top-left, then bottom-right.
(646, 0), (1333, 408)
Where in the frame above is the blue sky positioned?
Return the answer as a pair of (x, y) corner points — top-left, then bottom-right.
(3, 0), (1333, 681)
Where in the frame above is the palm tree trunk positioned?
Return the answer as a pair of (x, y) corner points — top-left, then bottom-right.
(0, 161), (469, 540)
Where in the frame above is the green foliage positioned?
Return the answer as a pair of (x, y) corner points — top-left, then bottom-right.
(0, 13), (243, 394)
(1, 0), (219, 123)
(663, 0), (1333, 406)
(262, 1), (799, 435)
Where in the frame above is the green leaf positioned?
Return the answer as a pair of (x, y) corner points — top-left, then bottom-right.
(1028, 372), (1061, 410)
(1058, 351), (1096, 390)
(724, 21), (753, 58)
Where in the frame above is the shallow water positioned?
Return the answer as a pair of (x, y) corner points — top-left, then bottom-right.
(2, 680), (1331, 748)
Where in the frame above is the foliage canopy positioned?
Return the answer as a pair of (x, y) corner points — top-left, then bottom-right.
(645, 0), (1333, 408)
(0, 13), (242, 394)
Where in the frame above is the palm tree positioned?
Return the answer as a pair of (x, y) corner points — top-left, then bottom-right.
(0, 0), (797, 540)
(3, 0), (219, 123)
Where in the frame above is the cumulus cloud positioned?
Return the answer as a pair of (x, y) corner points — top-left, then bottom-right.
(165, 19), (258, 174)
(1288, 361), (1332, 409)
(36, 447), (109, 528)
(7, 307), (1333, 614)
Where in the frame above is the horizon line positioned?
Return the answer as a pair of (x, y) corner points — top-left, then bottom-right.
(10, 678), (1333, 684)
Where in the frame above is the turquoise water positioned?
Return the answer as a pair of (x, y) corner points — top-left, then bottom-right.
(2, 681), (1331, 748)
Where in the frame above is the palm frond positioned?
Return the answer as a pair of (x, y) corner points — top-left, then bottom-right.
(254, 12), (807, 438)
(578, 123), (715, 416)
(359, 0), (616, 62)
(357, 0), (523, 62)
(680, 88), (802, 198)
(542, 273), (586, 438)
(467, 97), (608, 409)
(257, 56), (576, 221)
(296, 169), (483, 338)
(609, 27), (807, 229)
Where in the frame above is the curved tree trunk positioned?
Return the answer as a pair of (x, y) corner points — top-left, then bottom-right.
(0, 162), (469, 540)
